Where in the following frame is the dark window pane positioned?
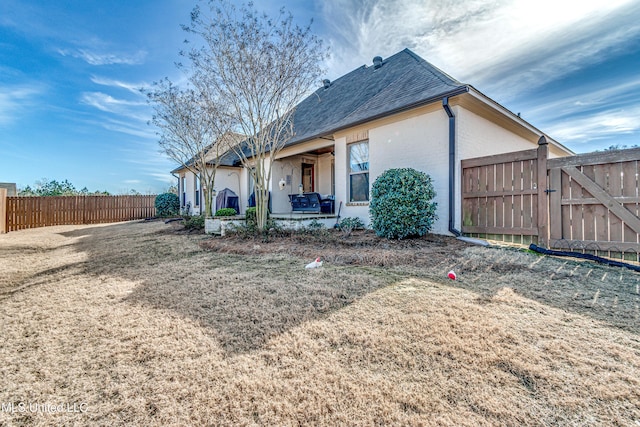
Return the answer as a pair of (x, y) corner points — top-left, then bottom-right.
(350, 173), (369, 202)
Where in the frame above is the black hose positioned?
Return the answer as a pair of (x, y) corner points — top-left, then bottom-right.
(529, 244), (640, 272)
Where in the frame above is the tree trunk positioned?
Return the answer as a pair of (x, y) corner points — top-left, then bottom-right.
(204, 185), (215, 218)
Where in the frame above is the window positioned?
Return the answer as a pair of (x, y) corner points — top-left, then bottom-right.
(348, 141), (369, 202)
(194, 173), (200, 207)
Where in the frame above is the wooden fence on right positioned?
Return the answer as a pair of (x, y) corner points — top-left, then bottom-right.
(462, 139), (640, 261)
(0, 194), (156, 233)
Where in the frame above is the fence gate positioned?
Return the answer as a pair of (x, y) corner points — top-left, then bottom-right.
(462, 140), (640, 261)
(547, 148), (640, 260)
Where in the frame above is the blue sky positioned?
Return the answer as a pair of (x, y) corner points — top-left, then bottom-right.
(1, 0), (639, 194)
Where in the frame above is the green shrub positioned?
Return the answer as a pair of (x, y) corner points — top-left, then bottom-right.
(370, 168), (437, 239)
(245, 207), (257, 228)
(183, 215), (204, 231)
(155, 193), (180, 217)
(214, 208), (238, 217)
(339, 217), (365, 237)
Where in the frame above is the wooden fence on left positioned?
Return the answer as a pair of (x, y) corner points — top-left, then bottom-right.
(0, 194), (156, 233)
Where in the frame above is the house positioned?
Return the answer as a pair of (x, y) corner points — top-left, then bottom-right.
(173, 48), (573, 235)
(0, 183), (17, 196)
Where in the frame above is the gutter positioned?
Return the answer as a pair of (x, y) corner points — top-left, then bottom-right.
(442, 97), (461, 237)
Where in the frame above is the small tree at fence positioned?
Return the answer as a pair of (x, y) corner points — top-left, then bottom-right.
(183, 0), (326, 231)
(146, 78), (239, 217)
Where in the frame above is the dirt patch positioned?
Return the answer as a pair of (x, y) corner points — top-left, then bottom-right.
(200, 228), (470, 267)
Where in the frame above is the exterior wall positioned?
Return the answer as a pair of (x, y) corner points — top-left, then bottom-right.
(212, 167), (243, 213)
(332, 103), (546, 235)
(0, 183), (17, 196)
(271, 156), (305, 213)
(369, 109), (450, 234)
(317, 154), (334, 195)
(178, 171), (198, 215)
(177, 166), (243, 215)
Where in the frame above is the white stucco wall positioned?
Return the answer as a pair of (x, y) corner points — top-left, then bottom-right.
(271, 157), (304, 213)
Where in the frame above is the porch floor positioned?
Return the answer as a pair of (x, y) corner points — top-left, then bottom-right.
(271, 212), (337, 220)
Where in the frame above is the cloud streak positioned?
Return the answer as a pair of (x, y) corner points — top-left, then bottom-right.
(80, 92), (149, 122)
(58, 48), (147, 65)
(90, 76), (147, 95)
(0, 85), (44, 125)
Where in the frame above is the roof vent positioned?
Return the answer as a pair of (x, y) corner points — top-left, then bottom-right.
(373, 56), (383, 69)
(322, 79), (331, 89)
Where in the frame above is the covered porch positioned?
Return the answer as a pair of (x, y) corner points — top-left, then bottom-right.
(269, 142), (336, 215)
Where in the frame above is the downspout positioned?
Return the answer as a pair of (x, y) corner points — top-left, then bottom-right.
(442, 97), (461, 237)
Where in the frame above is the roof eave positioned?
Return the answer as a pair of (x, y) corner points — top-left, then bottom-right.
(283, 86), (470, 149)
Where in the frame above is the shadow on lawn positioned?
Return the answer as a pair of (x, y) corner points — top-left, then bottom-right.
(57, 222), (640, 355)
(58, 221), (397, 355)
(403, 245), (640, 336)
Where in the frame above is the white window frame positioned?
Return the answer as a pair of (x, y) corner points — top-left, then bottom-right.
(348, 141), (369, 202)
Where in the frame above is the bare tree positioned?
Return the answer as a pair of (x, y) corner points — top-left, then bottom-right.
(146, 78), (238, 217)
(183, 0), (326, 230)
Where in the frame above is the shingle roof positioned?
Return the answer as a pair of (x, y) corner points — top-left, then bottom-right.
(288, 48), (467, 145)
(217, 48), (468, 166)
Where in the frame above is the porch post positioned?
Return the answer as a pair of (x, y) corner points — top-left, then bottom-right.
(536, 136), (549, 247)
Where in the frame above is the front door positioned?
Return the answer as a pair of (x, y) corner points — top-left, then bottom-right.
(302, 163), (314, 193)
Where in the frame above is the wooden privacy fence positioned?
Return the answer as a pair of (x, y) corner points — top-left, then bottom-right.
(0, 194), (156, 233)
(462, 138), (640, 261)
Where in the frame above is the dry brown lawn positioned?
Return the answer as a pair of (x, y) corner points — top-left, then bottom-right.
(0, 220), (639, 426)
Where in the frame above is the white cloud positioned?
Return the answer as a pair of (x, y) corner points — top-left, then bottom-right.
(546, 106), (640, 143)
(0, 85), (44, 125)
(523, 78), (640, 120)
(80, 92), (149, 121)
(58, 48), (147, 65)
(319, 0), (640, 99)
(100, 117), (156, 140)
(90, 76), (148, 95)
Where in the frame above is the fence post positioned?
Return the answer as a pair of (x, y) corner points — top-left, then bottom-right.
(537, 136), (549, 247)
(0, 188), (6, 233)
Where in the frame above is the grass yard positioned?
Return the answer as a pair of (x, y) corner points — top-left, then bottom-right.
(0, 220), (639, 426)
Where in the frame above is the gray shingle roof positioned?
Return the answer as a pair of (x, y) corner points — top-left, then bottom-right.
(216, 48), (468, 166)
(288, 48), (467, 145)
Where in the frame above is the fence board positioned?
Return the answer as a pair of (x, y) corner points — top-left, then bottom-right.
(4, 195), (156, 232)
(549, 168), (561, 241)
(0, 188), (6, 233)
